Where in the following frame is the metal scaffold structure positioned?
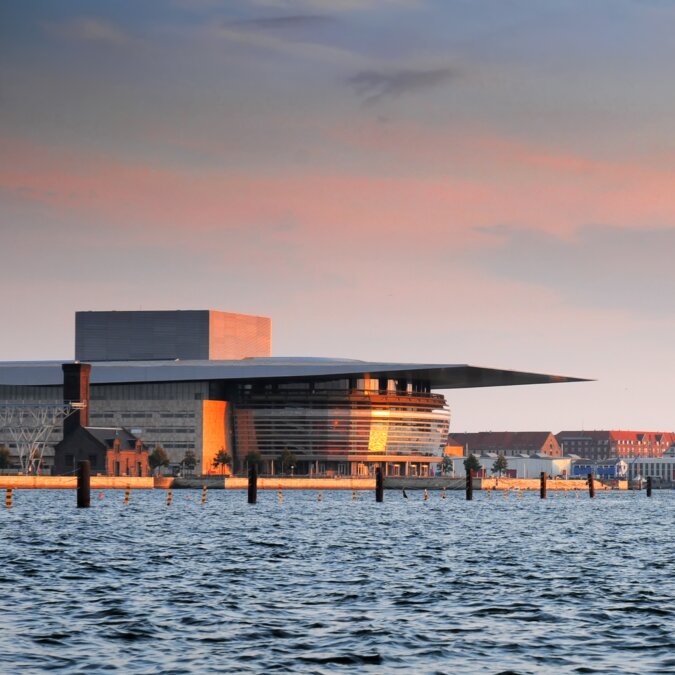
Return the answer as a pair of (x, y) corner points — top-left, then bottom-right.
(0, 402), (85, 474)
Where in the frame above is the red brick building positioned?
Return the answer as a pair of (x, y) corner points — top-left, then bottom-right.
(448, 431), (562, 457)
(556, 430), (675, 460)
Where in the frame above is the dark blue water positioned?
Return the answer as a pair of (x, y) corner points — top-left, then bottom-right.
(0, 489), (673, 673)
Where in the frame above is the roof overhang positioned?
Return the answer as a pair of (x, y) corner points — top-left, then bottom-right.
(0, 359), (588, 390)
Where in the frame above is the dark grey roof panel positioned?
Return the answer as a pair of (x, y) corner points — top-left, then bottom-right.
(0, 358), (588, 389)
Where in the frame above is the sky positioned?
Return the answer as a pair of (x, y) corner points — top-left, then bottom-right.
(1, 0), (674, 433)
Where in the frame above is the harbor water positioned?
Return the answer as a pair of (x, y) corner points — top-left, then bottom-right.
(0, 490), (673, 673)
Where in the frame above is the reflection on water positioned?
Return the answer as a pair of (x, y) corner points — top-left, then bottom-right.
(0, 490), (673, 673)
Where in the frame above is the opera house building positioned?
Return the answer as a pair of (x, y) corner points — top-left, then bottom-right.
(0, 310), (580, 477)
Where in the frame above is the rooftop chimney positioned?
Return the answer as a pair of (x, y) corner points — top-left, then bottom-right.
(62, 363), (90, 437)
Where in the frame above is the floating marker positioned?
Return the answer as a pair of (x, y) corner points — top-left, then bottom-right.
(351, 490), (357, 501)
(441, 488), (446, 500)
(277, 489), (283, 504)
(123, 486), (131, 506)
(5, 488), (12, 509)
(423, 489), (429, 501)
(317, 491), (323, 502)
(167, 487), (173, 507)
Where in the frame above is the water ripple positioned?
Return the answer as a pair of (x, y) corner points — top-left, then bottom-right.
(0, 490), (673, 672)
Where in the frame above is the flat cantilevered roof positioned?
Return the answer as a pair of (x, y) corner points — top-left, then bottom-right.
(0, 358), (587, 389)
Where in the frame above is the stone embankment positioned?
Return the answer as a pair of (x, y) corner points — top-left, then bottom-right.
(174, 476), (375, 490)
(0, 475), (627, 490)
(0, 476), (154, 489)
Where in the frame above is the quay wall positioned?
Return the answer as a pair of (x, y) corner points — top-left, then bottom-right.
(0, 476), (155, 489)
(0, 476), (628, 491)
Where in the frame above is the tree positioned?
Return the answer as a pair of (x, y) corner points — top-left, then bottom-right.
(441, 455), (454, 476)
(244, 451), (261, 471)
(492, 453), (508, 477)
(0, 445), (11, 469)
(149, 445), (170, 476)
(279, 448), (297, 474)
(464, 453), (481, 476)
(181, 449), (197, 476)
(212, 448), (232, 476)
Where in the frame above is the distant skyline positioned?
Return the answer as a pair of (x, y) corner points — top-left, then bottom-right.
(1, 1), (674, 432)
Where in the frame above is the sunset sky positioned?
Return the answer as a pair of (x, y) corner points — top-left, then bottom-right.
(1, 0), (674, 432)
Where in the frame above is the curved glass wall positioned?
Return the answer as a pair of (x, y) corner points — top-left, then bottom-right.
(233, 380), (449, 476)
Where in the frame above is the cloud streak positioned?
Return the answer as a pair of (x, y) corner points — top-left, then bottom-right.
(225, 15), (334, 30)
(43, 16), (131, 46)
(349, 66), (456, 102)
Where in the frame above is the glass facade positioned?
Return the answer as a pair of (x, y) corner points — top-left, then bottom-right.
(232, 379), (449, 476)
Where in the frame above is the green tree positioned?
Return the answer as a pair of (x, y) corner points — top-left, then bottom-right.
(149, 445), (170, 476)
(0, 444), (11, 469)
(463, 453), (482, 476)
(492, 453), (508, 477)
(244, 450), (262, 471)
(181, 449), (197, 475)
(212, 448), (232, 476)
(441, 455), (454, 476)
(279, 448), (297, 474)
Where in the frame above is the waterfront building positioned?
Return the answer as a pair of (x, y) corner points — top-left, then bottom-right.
(448, 431), (563, 458)
(54, 426), (149, 477)
(0, 309), (582, 477)
(570, 458), (628, 480)
(444, 455), (572, 478)
(626, 446), (675, 486)
(556, 430), (675, 460)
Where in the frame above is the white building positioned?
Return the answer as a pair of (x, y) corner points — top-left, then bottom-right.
(446, 455), (572, 478)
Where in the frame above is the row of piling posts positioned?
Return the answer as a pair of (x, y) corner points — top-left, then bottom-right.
(5, 488), (12, 509)
(64, 458), (656, 509)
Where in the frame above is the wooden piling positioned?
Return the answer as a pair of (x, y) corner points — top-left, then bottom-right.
(77, 460), (91, 508)
(540, 471), (547, 499)
(5, 488), (12, 509)
(466, 469), (473, 501)
(166, 487), (173, 506)
(123, 486), (130, 505)
(201, 485), (207, 505)
(375, 466), (383, 503)
(587, 473), (595, 499)
(248, 464), (257, 504)
(646, 476), (652, 497)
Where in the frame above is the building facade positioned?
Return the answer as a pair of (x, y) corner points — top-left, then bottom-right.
(448, 431), (563, 458)
(557, 430), (675, 460)
(444, 456), (572, 479)
(0, 310), (582, 477)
